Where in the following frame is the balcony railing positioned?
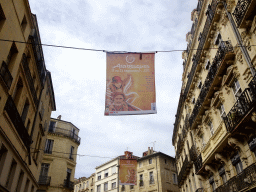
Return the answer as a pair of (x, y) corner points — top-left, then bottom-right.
(214, 162), (256, 192)
(189, 41), (233, 127)
(30, 14), (46, 86)
(189, 145), (198, 162)
(0, 61), (13, 89)
(232, 0), (251, 27)
(178, 156), (192, 187)
(224, 75), (256, 132)
(194, 154), (203, 174)
(64, 179), (74, 190)
(48, 127), (81, 144)
(38, 176), (51, 186)
(4, 96), (31, 150)
(21, 54), (39, 107)
(173, 0), (219, 144)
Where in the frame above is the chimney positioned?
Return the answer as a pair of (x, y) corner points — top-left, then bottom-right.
(151, 147), (153, 154)
(148, 147), (150, 155)
(57, 115), (61, 120)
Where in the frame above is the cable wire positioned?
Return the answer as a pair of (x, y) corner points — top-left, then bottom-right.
(0, 38), (254, 53)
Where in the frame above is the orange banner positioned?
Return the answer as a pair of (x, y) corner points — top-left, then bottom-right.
(119, 159), (137, 185)
(105, 53), (156, 115)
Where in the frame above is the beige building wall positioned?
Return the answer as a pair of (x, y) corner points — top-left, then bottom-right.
(0, 0), (56, 192)
(172, 0), (256, 192)
(38, 118), (80, 192)
(74, 174), (95, 192)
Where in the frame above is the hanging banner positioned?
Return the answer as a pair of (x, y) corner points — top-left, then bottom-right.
(119, 158), (137, 185)
(105, 52), (156, 116)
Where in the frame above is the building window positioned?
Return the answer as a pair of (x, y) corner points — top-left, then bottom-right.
(97, 172), (101, 181)
(219, 104), (226, 119)
(214, 33), (222, 46)
(121, 185), (125, 191)
(6, 43), (18, 69)
(139, 174), (144, 187)
(97, 185), (101, 192)
(205, 60), (210, 70)
(231, 152), (243, 174)
(31, 185), (34, 192)
(111, 166), (116, 174)
(48, 121), (56, 132)
(69, 146), (74, 160)
(5, 159), (17, 189)
(232, 79), (242, 99)
(33, 132), (42, 161)
(209, 175), (216, 191)
(111, 181), (116, 189)
(91, 189), (93, 192)
(149, 171), (154, 184)
(139, 162), (142, 167)
(15, 169), (24, 192)
(24, 179), (30, 192)
(104, 182), (108, 192)
(40, 163), (49, 177)
(66, 168), (72, 185)
(0, 144), (8, 175)
(149, 158), (152, 164)
(104, 169), (109, 178)
(21, 15), (27, 32)
(13, 78), (23, 106)
(130, 185), (134, 189)
(44, 139), (54, 154)
(87, 181), (89, 188)
(192, 97), (195, 104)
(165, 159), (167, 164)
(208, 121), (214, 136)
(173, 173), (178, 184)
(0, 3), (6, 23)
(21, 99), (30, 124)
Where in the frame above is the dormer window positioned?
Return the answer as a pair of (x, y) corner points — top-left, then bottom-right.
(197, 80), (202, 89)
(214, 33), (222, 46)
(205, 60), (211, 70)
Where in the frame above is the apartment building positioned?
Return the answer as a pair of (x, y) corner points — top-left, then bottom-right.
(38, 117), (81, 192)
(0, 0), (56, 191)
(120, 148), (179, 192)
(172, 0), (256, 192)
(74, 174), (95, 192)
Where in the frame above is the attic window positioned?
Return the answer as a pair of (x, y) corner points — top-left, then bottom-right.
(197, 80), (202, 89)
(205, 60), (211, 70)
(214, 33), (222, 46)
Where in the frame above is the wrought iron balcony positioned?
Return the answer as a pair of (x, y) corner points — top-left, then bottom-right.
(0, 61), (13, 89)
(214, 162), (256, 192)
(224, 75), (256, 132)
(21, 54), (39, 107)
(194, 154), (203, 174)
(30, 14), (46, 86)
(189, 145), (198, 162)
(178, 156), (192, 187)
(4, 96), (31, 150)
(64, 179), (74, 190)
(48, 127), (81, 144)
(189, 41), (233, 127)
(232, 0), (251, 27)
(38, 176), (51, 186)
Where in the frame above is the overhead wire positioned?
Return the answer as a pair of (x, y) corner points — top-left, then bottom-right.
(0, 38), (254, 53)
(30, 147), (114, 159)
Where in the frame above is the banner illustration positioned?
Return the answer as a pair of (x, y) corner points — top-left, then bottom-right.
(105, 53), (156, 115)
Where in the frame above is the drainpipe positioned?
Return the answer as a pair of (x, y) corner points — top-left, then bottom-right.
(117, 158), (119, 192)
(222, 1), (256, 76)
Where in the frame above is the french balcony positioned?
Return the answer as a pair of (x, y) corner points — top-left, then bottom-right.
(48, 127), (81, 144)
(21, 54), (39, 107)
(0, 61), (13, 89)
(194, 154), (203, 174)
(189, 41), (234, 128)
(4, 95), (31, 150)
(38, 176), (51, 186)
(177, 156), (192, 187)
(232, 0), (256, 28)
(214, 162), (256, 192)
(224, 75), (256, 132)
(64, 179), (74, 190)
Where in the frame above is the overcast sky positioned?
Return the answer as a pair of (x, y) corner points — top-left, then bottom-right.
(29, 0), (198, 178)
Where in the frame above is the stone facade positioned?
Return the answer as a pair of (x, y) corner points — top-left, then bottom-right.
(0, 0), (56, 191)
(74, 174), (95, 192)
(38, 118), (81, 192)
(172, 1), (256, 192)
